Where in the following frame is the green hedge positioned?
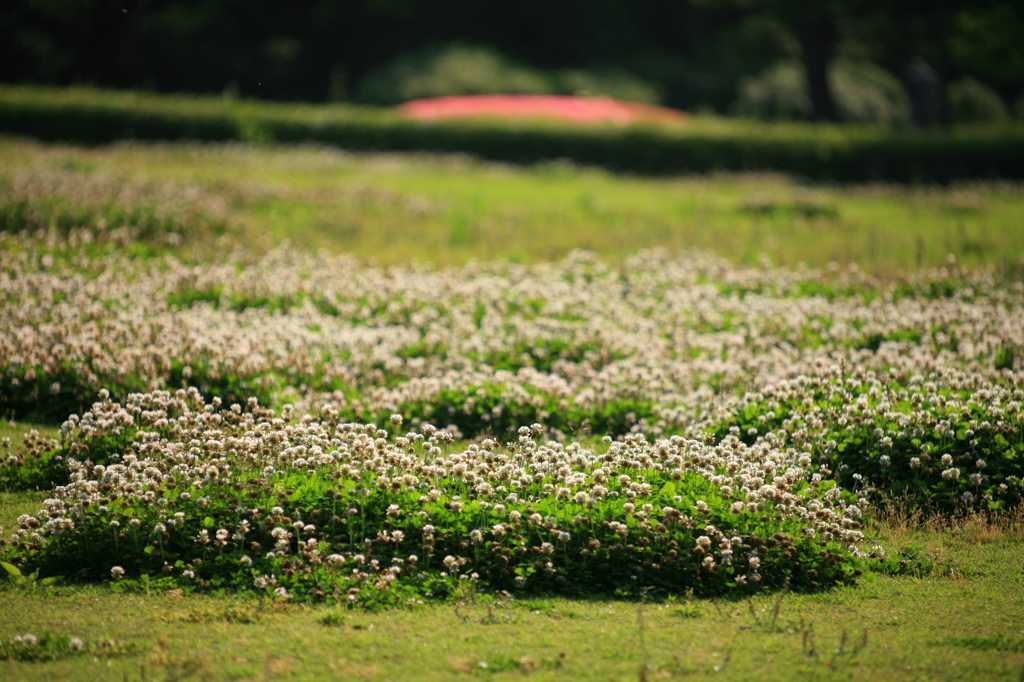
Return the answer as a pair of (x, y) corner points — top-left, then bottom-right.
(3, 85), (1024, 182)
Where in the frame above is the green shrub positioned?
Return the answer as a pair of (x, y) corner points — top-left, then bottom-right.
(355, 44), (553, 104)
(947, 77), (1010, 124)
(831, 59), (912, 127)
(355, 43), (660, 105)
(734, 59), (910, 127)
(733, 61), (811, 121)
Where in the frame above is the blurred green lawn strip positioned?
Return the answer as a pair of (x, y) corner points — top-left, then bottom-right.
(2, 138), (1022, 273)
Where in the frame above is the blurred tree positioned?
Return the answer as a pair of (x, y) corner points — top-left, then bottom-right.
(787, 2), (840, 121)
(692, 0), (845, 120)
(947, 3), (1024, 105)
(0, 0), (1020, 118)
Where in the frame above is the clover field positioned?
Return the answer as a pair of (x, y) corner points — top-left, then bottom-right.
(1, 136), (1023, 680)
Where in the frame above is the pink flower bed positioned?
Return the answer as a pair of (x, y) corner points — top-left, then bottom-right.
(398, 95), (687, 126)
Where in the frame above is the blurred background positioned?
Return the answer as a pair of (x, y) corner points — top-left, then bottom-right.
(2, 0), (1022, 126)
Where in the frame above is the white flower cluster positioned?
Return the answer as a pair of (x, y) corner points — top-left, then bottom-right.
(3, 389), (867, 593)
(1, 229), (1021, 438)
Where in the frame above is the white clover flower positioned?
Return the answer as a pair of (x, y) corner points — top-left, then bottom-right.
(110, 566), (125, 579)
(68, 638), (84, 652)
(240, 555), (253, 567)
(254, 575), (276, 589)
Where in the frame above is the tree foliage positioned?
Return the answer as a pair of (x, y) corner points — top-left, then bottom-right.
(0, 0), (1020, 117)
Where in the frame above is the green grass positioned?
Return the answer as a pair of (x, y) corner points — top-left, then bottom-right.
(3, 135), (1024, 679)
(0, 421), (58, 449)
(2, 137), (1022, 273)
(1, 489), (1022, 680)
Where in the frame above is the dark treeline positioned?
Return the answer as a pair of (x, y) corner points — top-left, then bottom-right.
(2, 0), (1022, 119)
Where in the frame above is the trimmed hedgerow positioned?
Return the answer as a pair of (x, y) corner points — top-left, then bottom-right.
(2, 85), (1024, 182)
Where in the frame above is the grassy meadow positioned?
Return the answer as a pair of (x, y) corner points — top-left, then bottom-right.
(2, 136), (1023, 271)
(1, 134), (1024, 680)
